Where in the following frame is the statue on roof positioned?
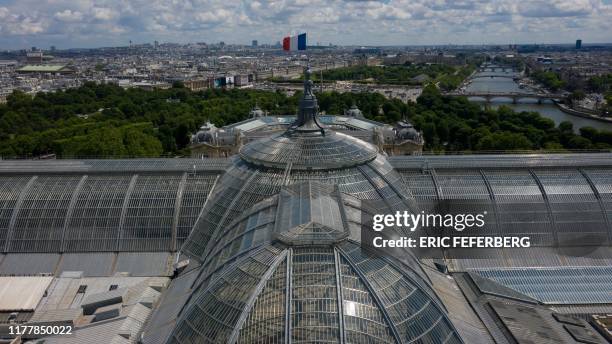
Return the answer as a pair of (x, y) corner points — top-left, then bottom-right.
(304, 66), (314, 97)
(290, 65), (325, 135)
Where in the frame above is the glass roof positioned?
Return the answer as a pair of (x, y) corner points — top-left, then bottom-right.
(0, 173), (218, 253)
(2, 63), (612, 344)
(396, 167), (612, 248)
(1, 157), (611, 256)
(472, 267), (612, 304)
(168, 178), (460, 343)
(239, 130), (379, 170)
(181, 154), (418, 262)
(169, 243), (461, 344)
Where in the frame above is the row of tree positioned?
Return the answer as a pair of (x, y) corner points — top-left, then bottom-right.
(529, 67), (611, 115)
(0, 84), (292, 157)
(313, 63), (462, 85)
(531, 70), (566, 91)
(1, 82), (611, 158)
(414, 85), (612, 151)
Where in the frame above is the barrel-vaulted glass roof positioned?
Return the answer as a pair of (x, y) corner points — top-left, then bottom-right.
(472, 266), (612, 304)
(397, 165), (612, 247)
(0, 172), (220, 253)
(1, 154), (612, 255)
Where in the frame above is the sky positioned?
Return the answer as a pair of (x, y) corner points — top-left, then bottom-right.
(1, 0), (612, 50)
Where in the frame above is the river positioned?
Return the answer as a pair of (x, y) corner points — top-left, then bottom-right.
(464, 68), (612, 133)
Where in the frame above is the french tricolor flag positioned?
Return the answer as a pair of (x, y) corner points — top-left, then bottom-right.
(283, 33), (307, 51)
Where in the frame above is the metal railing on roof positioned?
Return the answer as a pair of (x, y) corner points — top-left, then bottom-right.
(0, 158), (230, 174)
(388, 152), (612, 170)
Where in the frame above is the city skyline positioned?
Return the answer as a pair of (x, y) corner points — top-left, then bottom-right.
(1, 0), (612, 50)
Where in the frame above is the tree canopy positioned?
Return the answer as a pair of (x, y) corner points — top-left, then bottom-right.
(0, 82), (610, 158)
(531, 70), (566, 91)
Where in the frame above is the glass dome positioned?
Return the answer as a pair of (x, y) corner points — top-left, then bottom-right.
(171, 181), (461, 343)
(170, 244), (461, 344)
(182, 136), (416, 262)
(174, 67), (462, 343)
(239, 129), (378, 170)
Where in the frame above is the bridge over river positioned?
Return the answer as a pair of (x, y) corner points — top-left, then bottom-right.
(477, 63), (521, 73)
(459, 63), (524, 90)
(445, 91), (563, 104)
(470, 74), (519, 80)
(455, 64), (612, 132)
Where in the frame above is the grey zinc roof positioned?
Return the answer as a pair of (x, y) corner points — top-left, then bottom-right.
(140, 268), (199, 344)
(0, 253), (60, 275)
(37, 276), (160, 312)
(466, 272), (539, 304)
(0, 252), (178, 277)
(424, 269), (495, 344)
(118, 303), (154, 339)
(114, 252), (174, 277)
(31, 276), (168, 343)
(29, 307), (82, 325)
(38, 316), (130, 344)
(82, 287), (128, 315)
(56, 253), (116, 277)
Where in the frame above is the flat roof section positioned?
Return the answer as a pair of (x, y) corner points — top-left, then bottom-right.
(0, 276), (53, 311)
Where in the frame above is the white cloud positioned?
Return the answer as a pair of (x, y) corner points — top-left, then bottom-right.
(0, 0), (609, 48)
(195, 9), (232, 24)
(92, 7), (117, 21)
(518, 0), (594, 17)
(54, 9), (84, 22)
(0, 7), (9, 18)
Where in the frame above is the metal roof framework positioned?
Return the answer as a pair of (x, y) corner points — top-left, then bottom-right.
(395, 160), (612, 248)
(0, 171), (220, 253)
(1, 153), (612, 255)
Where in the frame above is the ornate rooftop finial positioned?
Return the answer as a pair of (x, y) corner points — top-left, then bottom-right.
(291, 65), (325, 135)
(345, 102), (363, 118)
(250, 102), (264, 118)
